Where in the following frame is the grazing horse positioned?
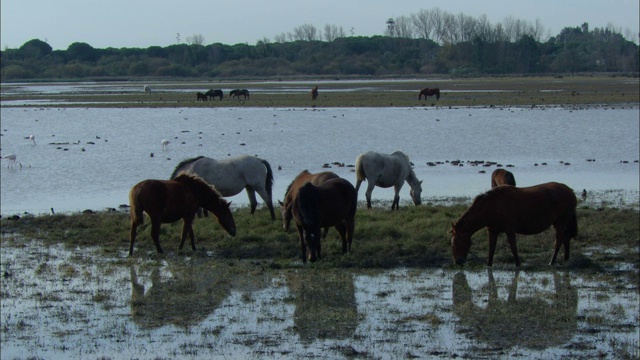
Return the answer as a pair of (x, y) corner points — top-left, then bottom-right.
(196, 92), (208, 101)
(355, 151), (423, 210)
(491, 169), (516, 188)
(143, 85), (152, 93)
(450, 182), (578, 267)
(128, 173), (236, 256)
(292, 178), (357, 263)
(171, 155), (276, 220)
(279, 170), (340, 232)
(311, 86), (319, 100)
(418, 88), (440, 100)
(230, 89), (250, 99)
(205, 89), (224, 100)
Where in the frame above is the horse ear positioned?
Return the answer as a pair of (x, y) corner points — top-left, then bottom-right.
(420, 180), (423, 185)
(278, 200), (283, 206)
(227, 201), (233, 208)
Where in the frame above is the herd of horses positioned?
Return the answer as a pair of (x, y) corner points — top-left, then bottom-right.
(129, 150), (578, 267)
(193, 86), (441, 102)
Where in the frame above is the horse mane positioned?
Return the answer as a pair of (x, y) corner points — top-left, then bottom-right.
(284, 170), (310, 197)
(170, 156), (205, 179)
(173, 171), (223, 199)
(455, 190), (494, 229)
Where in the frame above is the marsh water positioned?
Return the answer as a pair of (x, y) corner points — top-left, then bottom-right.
(1, 104), (638, 216)
(1, 240), (638, 359)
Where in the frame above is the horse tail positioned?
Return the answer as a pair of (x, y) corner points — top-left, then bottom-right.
(129, 187), (144, 226)
(261, 159), (274, 197)
(170, 156), (204, 179)
(355, 154), (366, 187)
(565, 208), (578, 239)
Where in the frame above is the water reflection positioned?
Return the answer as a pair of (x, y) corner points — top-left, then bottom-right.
(130, 265), (231, 329)
(286, 270), (359, 343)
(452, 270), (577, 349)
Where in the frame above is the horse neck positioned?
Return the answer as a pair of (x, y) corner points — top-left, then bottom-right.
(458, 197), (491, 233)
(406, 170), (420, 189)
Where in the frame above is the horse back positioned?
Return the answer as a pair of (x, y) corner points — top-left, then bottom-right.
(294, 178), (356, 228)
(130, 179), (197, 223)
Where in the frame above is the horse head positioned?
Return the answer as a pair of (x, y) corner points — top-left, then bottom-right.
(450, 220), (472, 265)
(409, 180), (423, 206)
(303, 225), (322, 262)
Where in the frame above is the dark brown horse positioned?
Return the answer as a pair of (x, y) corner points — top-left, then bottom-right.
(205, 89), (223, 100)
(311, 86), (318, 100)
(419, 88), (440, 100)
(128, 173), (236, 256)
(196, 92), (208, 101)
(491, 169), (516, 188)
(450, 182), (577, 267)
(292, 178), (357, 263)
(230, 89), (250, 99)
(279, 170), (339, 232)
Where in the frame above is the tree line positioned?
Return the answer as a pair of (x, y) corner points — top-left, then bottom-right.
(1, 10), (638, 81)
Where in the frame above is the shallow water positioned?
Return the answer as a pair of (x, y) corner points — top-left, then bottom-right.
(1, 105), (638, 216)
(0, 241), (637, 359)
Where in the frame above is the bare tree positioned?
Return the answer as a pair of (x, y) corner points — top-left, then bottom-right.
(324, 24), (345, 42)
(412, 9), (434, 40)
(394, 16), (415, 38)
(185, 34), (205, 45)
(293, 24), (319, 41)
(274, 32), (289, 43)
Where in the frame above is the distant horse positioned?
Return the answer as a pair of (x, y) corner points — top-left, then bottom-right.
(128, 173), (236, 256)
(292, 178), (357, 263)
(161, 139), (170, 150)
(196, 92), (208, 101)
(171, 155), (276, 220)
(418, 88), (440, 100)
(279, 170), (339, 232)
(143, 85), (152, 93)
(355, 151), (423, 210)
(311, 86), (318, 100)
(230, 89), (250, 99)
(205, 89), (224, 100)
(450, 182), (578, 267)
(491, 169), (516, 188)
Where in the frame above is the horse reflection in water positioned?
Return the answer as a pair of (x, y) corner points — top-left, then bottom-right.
(452, 270), (577, 349)
(286, 270), (358, 343)
(130, 265), (232, 329)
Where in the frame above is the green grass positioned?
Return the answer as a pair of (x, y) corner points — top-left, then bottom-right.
(2, 203), (638, 272)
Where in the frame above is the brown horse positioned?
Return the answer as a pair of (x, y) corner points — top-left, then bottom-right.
(419, 88), (440, 100)
(128, 173), (236, 256)
(292, 178), (357, 263)
(491, 169), (516, 188)
(196, 92), (208, 101)
(279, 170), (339, 232)
(311, 86), (318, 100)
(450, 182), (577, 267)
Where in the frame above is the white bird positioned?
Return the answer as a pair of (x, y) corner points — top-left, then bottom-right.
(2, 154), (17, 169)
(28, 134), (36, 145)
(161, 139), (170, 150)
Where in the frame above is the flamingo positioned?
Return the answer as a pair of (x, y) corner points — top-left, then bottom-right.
(161, 139), (170, 150)
(2, 154), (17, 169)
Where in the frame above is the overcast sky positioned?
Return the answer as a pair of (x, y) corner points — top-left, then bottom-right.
(2, 0), (638, 50)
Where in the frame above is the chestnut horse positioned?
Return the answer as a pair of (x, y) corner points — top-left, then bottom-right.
(128, 173), (237, 256)
(279, 170), (339, 232)
(491, 169), (516, 188)
(418, 88), (440, 100)
(311, 86), (318, 100)
(292, 178), (357, 263)
(450, 182), (577, 267)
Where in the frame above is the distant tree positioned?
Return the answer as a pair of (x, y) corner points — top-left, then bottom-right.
(186, 34), (205, 45)
(66, 42), (98, 62)
(323, 24), (345, 42)
(293, 24), (319, 41)
(18, 39), (52, 59)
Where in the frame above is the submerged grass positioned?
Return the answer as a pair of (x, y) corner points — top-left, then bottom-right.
(1, 203), (638, 272)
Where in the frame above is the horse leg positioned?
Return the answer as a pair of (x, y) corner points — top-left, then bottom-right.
(296, 224), (307, 263)
(487, 230), (499, 266)
(392, 184), (403, 210)
(550, 224), (568, 265)
(506, 232), (520, 267)
(365, 182), (376, 209)
(246, 187), (258, 214)
(256, 188), (276, 220)
(179, 220), (196, 251)
(335, 223), (348, 254)
(129, 222), (138, 256)
(150, 220), (164, 254)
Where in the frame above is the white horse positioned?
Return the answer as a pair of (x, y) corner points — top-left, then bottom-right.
(144, 85), (152, 93)
(171, 155), (276, 220)
(161, 139), (170, 150)
(2, 154), (17, 169)
(355, 150), (423, 210)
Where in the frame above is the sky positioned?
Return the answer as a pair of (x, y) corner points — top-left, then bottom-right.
(2, 0), (638, 50)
